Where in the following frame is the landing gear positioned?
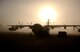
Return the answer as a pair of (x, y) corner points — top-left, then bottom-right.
(58, 31), (67, 38)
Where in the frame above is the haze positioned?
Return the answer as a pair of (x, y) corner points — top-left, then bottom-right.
(0, 0), (80, 34)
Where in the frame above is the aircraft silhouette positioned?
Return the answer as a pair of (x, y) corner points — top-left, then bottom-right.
(8, 19), (80, 36)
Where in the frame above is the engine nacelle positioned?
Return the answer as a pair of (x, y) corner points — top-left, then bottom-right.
(50, 27), (54, 29)
(9, 26), (18, 31)
(64, 26), (66, 29)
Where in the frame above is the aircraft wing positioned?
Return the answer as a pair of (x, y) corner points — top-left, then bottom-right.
(8, 25), (32, 27)
(8, 24), (33, 31)
(46, 25), (80, 27)
(8, 24), (80, 28)
(44, 25), (80, 29)
(8, 24), (80, 32)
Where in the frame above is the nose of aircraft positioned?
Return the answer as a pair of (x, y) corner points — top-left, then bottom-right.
(32, 24), (50, 37)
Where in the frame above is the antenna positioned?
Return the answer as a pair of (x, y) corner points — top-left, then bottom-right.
(19, 21), (23, 25)
(30, 22), (32, 25)
(47, 19), (50, 26)
(19, 21), (20, 25)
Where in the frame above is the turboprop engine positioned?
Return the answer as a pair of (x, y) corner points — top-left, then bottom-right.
(9, 26), (18, 31)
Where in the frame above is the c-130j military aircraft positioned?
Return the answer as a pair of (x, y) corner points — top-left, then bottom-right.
(8, 19), (80, 36)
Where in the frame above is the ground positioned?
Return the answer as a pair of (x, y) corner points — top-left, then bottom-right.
(0, 32), (80, 52)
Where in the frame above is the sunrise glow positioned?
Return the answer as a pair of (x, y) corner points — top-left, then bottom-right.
(38, 6), (57, 23)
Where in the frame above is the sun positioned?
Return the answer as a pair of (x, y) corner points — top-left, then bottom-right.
(38, 6), (57, 23)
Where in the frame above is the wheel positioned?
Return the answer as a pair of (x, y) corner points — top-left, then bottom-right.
(58, 31), (67, 38)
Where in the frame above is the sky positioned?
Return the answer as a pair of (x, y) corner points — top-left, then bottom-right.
(0, 0), (80, 34)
